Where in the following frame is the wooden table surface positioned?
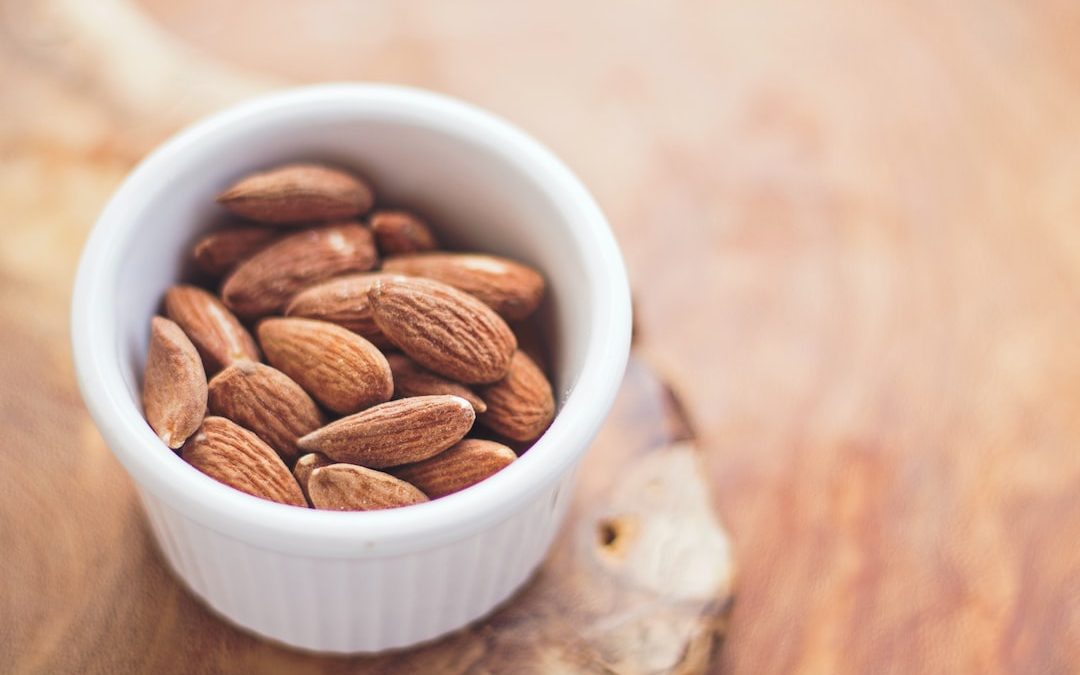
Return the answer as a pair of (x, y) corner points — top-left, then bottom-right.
(3, 0), (1080, 672)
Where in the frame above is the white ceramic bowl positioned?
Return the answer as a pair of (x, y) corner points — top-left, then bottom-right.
(71, 84), (631, 653)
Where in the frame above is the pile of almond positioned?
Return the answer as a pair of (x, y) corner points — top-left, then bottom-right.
(141, 163), (554, 511)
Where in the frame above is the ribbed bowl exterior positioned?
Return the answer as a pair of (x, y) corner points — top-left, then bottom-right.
(137, 469), (577, 653)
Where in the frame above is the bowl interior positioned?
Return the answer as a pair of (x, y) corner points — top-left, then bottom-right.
(116, 107), (591, 407)
(76, 87), (629, 554)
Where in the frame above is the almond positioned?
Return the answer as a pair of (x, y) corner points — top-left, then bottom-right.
(257, 317), (393, 415)
(192, 226), (280, 277)
(308, 464), (428, 511)
(216, 163), (374, 225)
(283, 272), (398, 348)
(164, 285), (260, 373)
(386, 353), (486, 413)
(298, 395), (475, 468)
(368, 277), (516, 384)
(221, 223), (378, 319)
(382, 252), (545, 320)
(293, 452), (333, 503)
(369, 210), (438, 255)
(391, 439), (515, 498)
(207, 361), (325, 463)
(181, 417), (306, 507)
(478, 350), (555, 442)
(142, 316), (207, 449)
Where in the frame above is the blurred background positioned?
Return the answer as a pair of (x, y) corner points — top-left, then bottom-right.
(3, 1), (1079, 672)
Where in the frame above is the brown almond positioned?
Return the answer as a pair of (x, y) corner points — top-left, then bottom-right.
(284, 272), (398, 348)
(478, 350), (555, 442)
(382, 253), (545, 320)
(386, 353), (486, 413)
(192, 227), (280, 277)
(298, 395), (475, 468)
(257, 317), (393, 415)
(391, 439), (515, 498)
(216, 163), (374, 225)
(142, 316), (207, 449)
(221, 223), (378, 319)
(308, 464), (428, 511)
(164, 285), (260, 374)
(293, 452), (333, 503)
(368, 277), (516, 384)
(369, 210), (438, 255)
(181, 417), (306, 507)
(207, 361), (325, 463)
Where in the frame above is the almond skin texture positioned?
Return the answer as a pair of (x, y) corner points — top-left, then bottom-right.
(216, 163), (375, 225)
(293, 452), (333, 504)
(368, 277), (516, 384)
(164, 285), (260, 374)
(369, 210), (438, 255)
(382, 253), (545, 321)
(181, 417), (306, 507)
(283, 272), (398, 348)
(257, 317), (393, 415)
(298, 395), (475, 468)
(142, 316), (207, 449)
(386, 353), (487, 413)
(221, 223), (378, 319)
(478, 350), (555, 442)
(308, 464), (428, 511)
(207, 361), (325, 463)
(391, 439), (515, 498)
(192, 227), (280, 277)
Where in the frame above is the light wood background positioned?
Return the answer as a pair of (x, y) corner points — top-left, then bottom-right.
(2, 0), (1080, 672)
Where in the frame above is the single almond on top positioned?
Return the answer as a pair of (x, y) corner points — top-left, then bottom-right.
(221, 223), (378, 319)
(207, 361), (325, 463)
(391, 439), (515, 499)
(479, 350), (555, 442)
(164, 285), (260, 373)
(293, 452), (333, 503)
(308, 464), (428, 511)
(298, 395), (475, 468)
(258, 317), (393, 415)
(369, 210), (438, 255)
(368, 277), (516, 384)
(192, 227), (280, 278)
(142, 316), (207, 449)
(284, 272), (398, 348)
(216, 163), (375, 225)
(181, 417), (306, 507)
(382, 253), (545, 321)
(386, 353), (486, 413)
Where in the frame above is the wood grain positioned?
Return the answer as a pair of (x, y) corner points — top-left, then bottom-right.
(3, 0), (1080, 671)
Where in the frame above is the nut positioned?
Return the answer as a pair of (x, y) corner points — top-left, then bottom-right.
(479, 350), (555, 442)
(382, 252), (545, 320)
(181, 416), (306, 506)
(283, 272), (398, 348)
(308, 464), (428, 511)
(369, 209), (438, 254)
(221, 222), (378, 319)
(217, 163), (374, 225)
(391, 439), (515, 498)
(369, 276), (516, 384)
(164, 284), (260, 374)
(386, 353), (487, 413)
(142, 316), (207, 449)
(298, 395), (475, 468)
(258, 317), (393, 415)
(192, 226), (280, 278)
(207, 361), (325, 463)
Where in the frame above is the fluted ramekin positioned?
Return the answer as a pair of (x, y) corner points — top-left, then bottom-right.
(71, 84), (631, 653)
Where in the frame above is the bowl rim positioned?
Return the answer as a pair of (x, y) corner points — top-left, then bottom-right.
(71, 83), (631, 557)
